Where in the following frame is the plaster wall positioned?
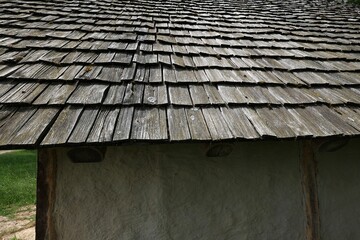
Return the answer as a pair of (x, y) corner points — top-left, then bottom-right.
(54, 141), (305, 240)
(318, 138), (360, 240)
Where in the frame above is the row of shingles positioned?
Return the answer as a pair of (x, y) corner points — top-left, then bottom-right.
(192, 0), (357, 24)
(0, 78), (359, 107)
(1, 44), (359, 85)
(163, 67), (360, 85)
(126, 37), (360, 69)
(38, 104), (360, 145)
(2, 36), (359, 66)
(0, 46), (359, 79)
(1, 74), (358, 142)
(1, 24), (359, 52)
(0, 48), (359, 85)
(137, 24), (358, 87)
(2, 66), (358, 135)
(1, 39), (359, 73)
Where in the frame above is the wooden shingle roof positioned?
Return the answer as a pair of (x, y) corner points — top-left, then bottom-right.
(0, 0), (359, 148)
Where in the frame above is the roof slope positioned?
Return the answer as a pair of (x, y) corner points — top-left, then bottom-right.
(0, 0), (359, 148)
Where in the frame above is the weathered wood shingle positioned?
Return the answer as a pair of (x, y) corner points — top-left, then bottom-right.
(0, 0), (359, 148)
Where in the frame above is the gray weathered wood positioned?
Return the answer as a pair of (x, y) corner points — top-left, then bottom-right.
(123, 83), (144, 104)
(218, 85), (247, 104)
(97, 66), (122, 82)
(131, 107), (168, 140)
(0, 82), (37, 103)
(112, 53), (133, 64)
(255, 107), (296, 138)
(163, 67), (177, 83)
(277, 107), (313, 137)
(34, 83), (77, 105)
(0, 105), (17, 129)
(35, 66), (68, 80)
(193, 70), (210, 82)
(189, 85), (210, 105)
(0, 107), (37, 145)
(242, 107), (276, 137)
(103, 84), (126, 104)
(120, 63), (137, 81)
(87, 107), (120, 142)
(76, 65), (103, 80)
(168, 85), (193, 105)
(202, 107), (234, 140)
(58, 65), (83, 80)
(220, 107), (259, 139)
(175, 69), (197, 82)
(334, 107), (360, 131)
(185, 107), (212, 140)
(42, 106), (83, 145)
(113, 107), (134, 141)
(61, 51), (81, 64)
(67, 84), (108, 104)
(9, 107), (59, 145)
(9, 64), (46, 79)
(313, 105), (358, 135)
(68, 107), (99, 143)
(167, 107), (191, 141)
(143, 84), (168, 105)
(290, 107), (341, 137)
(203, 84), (225, 104)
(149, 66), (163, 83)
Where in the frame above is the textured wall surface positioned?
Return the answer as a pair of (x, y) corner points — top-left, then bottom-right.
(54, 141), (305, 240)
(318, 138), (360, 240)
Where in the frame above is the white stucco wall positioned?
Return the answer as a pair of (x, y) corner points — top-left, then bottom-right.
(318, 138), (360, 240)
(54, 141), (305, 240)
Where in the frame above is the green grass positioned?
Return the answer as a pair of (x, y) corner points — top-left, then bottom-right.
(0, 150), (37, 217)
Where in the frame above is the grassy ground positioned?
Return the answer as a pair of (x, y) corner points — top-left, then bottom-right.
(0, 150), (37, 217)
